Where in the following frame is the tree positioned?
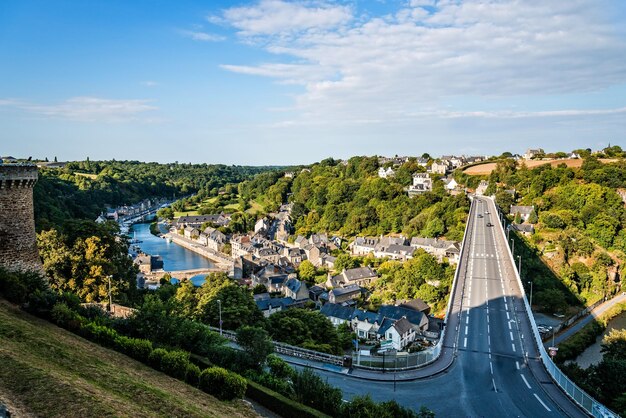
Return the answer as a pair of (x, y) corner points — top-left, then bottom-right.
(157, 207), (174, 220)
(252, 284), (267, 294)
(527, 209), (538, 224)
(236, 326), (274, 366)
(422, 218), (445, 238)
(298, 260), (316, 282)
(334, 253), (360, 273)
(601, 329), (626, 361)
(534, 289), (567, 314)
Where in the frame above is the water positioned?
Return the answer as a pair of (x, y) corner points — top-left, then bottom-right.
(130, 223), (214, 272)
(575, 312), (626, 368)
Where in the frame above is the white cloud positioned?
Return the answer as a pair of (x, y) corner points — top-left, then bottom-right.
(179, 30), (225, 42)
(141, 80), (159, 87)
(0, 97), (157, 122)
(217, 0), (626, 124)
(218, 0), (352, 35)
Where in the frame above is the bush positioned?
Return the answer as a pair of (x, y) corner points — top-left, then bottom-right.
(80, 321), (119, 348)
(185, 363), (202, 387)
(51, 302), (84, 331)
(161, 350), (191, 380)
(114, 335), (153, 361)
(25, 289), (59, 319)
(148, 348), (169, 370)
(0, 267), (48, 304)
(199, 366), (247, 400)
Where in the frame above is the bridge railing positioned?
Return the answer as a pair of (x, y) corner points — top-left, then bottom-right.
(490, 197), (617, 418)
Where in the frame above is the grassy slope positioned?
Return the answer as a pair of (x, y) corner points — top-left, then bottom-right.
(0, 299), (258, 418)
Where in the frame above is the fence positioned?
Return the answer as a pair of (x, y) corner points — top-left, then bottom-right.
(492, 197), (617, 418)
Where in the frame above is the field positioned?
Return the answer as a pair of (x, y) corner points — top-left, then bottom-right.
(0, 299), (258, 418)
(463, 158), (617, 175)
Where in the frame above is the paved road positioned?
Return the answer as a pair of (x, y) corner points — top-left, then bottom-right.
(284, 197), (589, 417)
(551, 293), (626, 347)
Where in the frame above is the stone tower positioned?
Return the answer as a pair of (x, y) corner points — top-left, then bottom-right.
(0, 164), (43, 273)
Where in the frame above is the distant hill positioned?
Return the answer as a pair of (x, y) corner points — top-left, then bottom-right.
(0, 299), (259, 418)
(463, 158), (618, 176)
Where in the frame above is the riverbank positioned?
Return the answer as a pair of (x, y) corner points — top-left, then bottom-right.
(166, 233), (234, 269)
(574, 312), (626, 368)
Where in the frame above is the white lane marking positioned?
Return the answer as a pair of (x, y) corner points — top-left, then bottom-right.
(506, 312), (510, 320)
(508, 322), (512, 330)
(516, 361), (520, 370)
(464, 337), (467, 348)
(510, 331), (514, 341)
(465, 326), (468, 335)
(512, 343), (516, 352)
(534, 394), (552, 412)
(490, 362), (494, 374)
(521, 374), (531, 389)
(492, 378), (497, 392)
(466, 316), (470, 325)
(487, 324), (490, 333)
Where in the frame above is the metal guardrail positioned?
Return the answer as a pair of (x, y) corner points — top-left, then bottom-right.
(490, 197), (617, 418)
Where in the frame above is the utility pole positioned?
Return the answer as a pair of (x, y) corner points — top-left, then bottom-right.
(510, 238), (515, 255)
(217, 299), (223, 336)
(528, 280), (533, 309)
(517, 255), (522, 276)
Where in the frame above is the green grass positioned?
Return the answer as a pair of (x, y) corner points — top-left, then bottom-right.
(246, 200), (264, 215)
(0, 299), (258, 418)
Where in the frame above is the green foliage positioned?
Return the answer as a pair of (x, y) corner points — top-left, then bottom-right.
(267, 355), (294, 380)
(199, 367), (247, 401)
(236, 326), (274, 366)
(267, 308), (343, 354)
(34, 160), (271, 231)
(185, 363), (202, 387)
(340, 395), (434, 418)
(0, 267), (48, 305)
(298, 260), (317, 282)
(160, 350), (191, 380)
(51, 302), (85, 331)
(533, 289), (567, 314)
(37, 221), (138, 304)
(292, 368), (343, 416)
(245, 379), (330, 418)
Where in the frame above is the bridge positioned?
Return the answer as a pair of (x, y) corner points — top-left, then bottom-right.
(280, 197), (615, 417)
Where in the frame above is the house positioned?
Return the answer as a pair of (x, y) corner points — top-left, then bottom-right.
(309, 285), (326, 302)
(327, 266), (378, 288)
(475, 180), (489, 196)
(380, 317), (416, 351)
(105, 209), (119, 221)
(320, 303), (354, 326)
(254, 217), (270, 235)
(284, 278), (309, 300)
(396, 298), (431, 315)
(510, 205), (534, 222)
(378, 167), (395, 178)
(256, 297), (295, 317)
(255, 247), (281, 264)
(410, 237), (461, 263)
(443, 178), (458, 191)
(203, 227), (226, 251)
(321, 254), (336, 269)
(430, 161), (449, 175)
(303, 244), (324, 267)
(523, 148), (544, 160)
(282, 247), (304, 265)
(408, 173), (433, 197)
(376, 244), (415, 261)
(569, 152), (581, 159)
(95, 214), (107, 224)
(134, 253), (164, 274)
(284, 171), (295, 178)
(175, 213), (231, 229)
(231, 235), (254, 257)
(328, 284), (362, 304)
(416, 157), (429, 167)
(351, 236), (379, 255)
(294, 235), (308, 249)
(184, 226), (200, 239)
(510, 223), (535, 236)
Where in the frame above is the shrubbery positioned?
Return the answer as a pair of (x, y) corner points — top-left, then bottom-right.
(199, 366), (247, 400)
(0, 267), (48, 304)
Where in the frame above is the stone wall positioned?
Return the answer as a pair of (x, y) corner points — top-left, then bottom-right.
(0, 165), (43, 273)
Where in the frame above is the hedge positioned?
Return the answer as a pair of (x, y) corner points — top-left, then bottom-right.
(199, 366), (247, 401)
(246, 380), (330, 418)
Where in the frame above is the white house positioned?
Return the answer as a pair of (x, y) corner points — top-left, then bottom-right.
(408, 173), (433, 197)
(378, 167), (395, 178)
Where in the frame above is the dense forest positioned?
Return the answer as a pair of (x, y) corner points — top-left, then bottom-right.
(34, 160), (275, 231)
(237, 156), (470, 240)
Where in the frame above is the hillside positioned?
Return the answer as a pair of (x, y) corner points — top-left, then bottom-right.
(463, 158), (618, 176)
(0, 299), (258, 418)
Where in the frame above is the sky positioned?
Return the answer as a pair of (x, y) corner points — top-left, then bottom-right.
(1, 0), (626, 165)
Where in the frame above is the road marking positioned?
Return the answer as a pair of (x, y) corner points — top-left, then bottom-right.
(508, 322), (512, 330)
(521, 374), (531, 389)
(464, 337), (467, 348)
(510, 331), (514, 341)
(534, 394), (552, 412)
(487, 324), (490, 333)
(466, 316), (470, 325)
(516, 361), (520, 370)
(506, 312), (510, 320)
(490, 362), (493, 374)
(465, 326), (468, 335)
(512, 343), (516, 352)
(492, 378), (497, 392)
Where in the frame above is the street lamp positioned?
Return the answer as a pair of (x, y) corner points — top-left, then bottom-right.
(217, 299), (223, 336)
(517, 255), (522, 276)
(528, 280), (533, 309)
(510, 238), (515, 255)
(107, 275), (113, 312)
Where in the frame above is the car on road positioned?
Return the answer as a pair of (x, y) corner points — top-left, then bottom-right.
(486, 222), (492, 227)
(485, 211), (490, 214)
(477, 214), (483, 218)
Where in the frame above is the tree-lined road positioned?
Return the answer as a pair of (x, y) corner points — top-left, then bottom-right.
(285, 197), (589, 417)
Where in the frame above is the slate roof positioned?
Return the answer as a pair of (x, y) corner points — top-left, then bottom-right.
(285, 278), (302, 294)
(378, 305), (425, 326)
(351, 308), (380, 323)
(269, 275), (289, 285)
(397, 298), (430, 313)
(309, 285), (325, 296)
(341, 266), (377, 282)
(511, 224), (535, 233)
(510, 205), (534, 215)
(320, 303), (354, 321)
(330, 284), (362, 297)
(392, 317), (413, 335)
(255, 297), (295, 311)
(383, 244), (415, 255)
(410, 237), (459, 250)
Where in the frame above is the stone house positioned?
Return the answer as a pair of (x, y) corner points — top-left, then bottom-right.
(410, 237), (460, 263)
(408, 173), (433, 196)
(326, 266), (378, 288)
(510, 205), (534, 222)
(283, 278), (309, 300)
(328, 284), (362, 304)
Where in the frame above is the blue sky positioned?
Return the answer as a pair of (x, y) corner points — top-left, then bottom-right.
(1, 0), (625, 165)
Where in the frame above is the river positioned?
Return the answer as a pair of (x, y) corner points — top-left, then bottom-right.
(574, 312), (626, 368)
(130, 223), (214, 272)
